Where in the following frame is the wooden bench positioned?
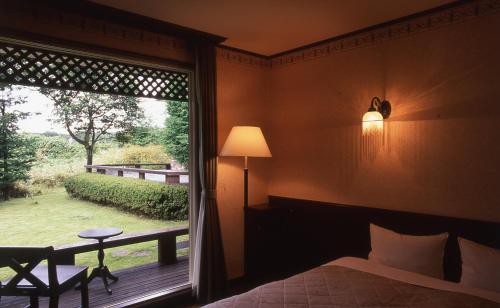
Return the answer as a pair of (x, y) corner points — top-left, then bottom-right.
(85, 164), (188, 184)
(54, 226), (189, 266)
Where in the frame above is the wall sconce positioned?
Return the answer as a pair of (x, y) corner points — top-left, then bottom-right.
(362, 97), (391, 135)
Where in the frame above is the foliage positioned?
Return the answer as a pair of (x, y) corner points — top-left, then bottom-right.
(0, 85), (37, 200)
(30, 134), (85, 160)
(64, 173), (188, 220)
(40, 89), (144, 165)
(121, 145), (170, 165)
(115, 125), (163, 146)
(30, 157), (85, 188)
(28, 143), (171, 189)
(0, 188), (187, 280)
(94, 144), (170, 166)
(163, 101), (189, 166)
(7, 181), (42, 198)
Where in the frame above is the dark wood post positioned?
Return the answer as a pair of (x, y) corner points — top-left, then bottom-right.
(165, 175), (180, 184)
(158, 236), (177, 264)
(54, 253), (75, 265)
(139, 172), (145, 180)
(118, 170), (124, 177)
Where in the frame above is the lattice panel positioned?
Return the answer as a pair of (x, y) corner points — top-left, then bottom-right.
(0, 43), (189, 101)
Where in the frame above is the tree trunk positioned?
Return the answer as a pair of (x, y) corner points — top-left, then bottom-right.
(1, 103), (9, 200)
(85, 146), (93, 173)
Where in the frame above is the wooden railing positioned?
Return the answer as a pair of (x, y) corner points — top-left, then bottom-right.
(54, 226), (189, 265)
(85, 163), (189, 184)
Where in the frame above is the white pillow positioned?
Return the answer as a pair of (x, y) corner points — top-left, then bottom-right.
(368, 224), (448, 278)
(459, 237), (500, 293)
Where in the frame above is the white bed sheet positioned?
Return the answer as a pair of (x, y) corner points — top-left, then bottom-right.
(325, 257), (500, 304)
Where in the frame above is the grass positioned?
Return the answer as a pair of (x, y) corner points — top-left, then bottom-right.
(0, 188), (188, 280)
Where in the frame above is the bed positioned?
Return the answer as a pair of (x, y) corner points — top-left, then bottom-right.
(205, 257), (500, 307)
(208, 197), (500, 307)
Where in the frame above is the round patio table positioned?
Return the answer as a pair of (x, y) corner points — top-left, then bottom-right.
(78, 227), (123, 294)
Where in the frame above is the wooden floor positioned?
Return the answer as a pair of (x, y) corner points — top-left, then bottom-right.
(0, 257), (189, 308)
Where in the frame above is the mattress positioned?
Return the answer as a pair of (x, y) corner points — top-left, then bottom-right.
(204, 257), (500, 307)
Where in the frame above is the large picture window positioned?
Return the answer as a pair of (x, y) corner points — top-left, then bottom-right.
(0, 39), (192, 306)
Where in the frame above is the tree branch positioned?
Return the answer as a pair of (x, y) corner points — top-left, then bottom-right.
(64, 118), (86, 145)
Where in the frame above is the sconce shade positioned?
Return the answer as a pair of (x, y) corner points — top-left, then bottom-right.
(362, 110), (384, 134)
(220, 126), (272, 157)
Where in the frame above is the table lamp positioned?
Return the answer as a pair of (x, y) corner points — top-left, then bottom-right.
(220, 126), (272, 208)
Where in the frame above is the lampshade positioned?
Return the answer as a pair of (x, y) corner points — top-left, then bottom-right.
(362, 110), (384, 135)
(220, 126), (272, 157)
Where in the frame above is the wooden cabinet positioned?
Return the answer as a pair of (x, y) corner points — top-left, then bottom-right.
(245, 204), (287, 280)
(244, 204), (325, 282)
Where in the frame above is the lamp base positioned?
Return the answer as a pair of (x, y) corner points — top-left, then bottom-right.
(244, 168), (248, 209)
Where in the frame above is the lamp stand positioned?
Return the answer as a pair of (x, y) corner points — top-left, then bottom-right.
(243, 156), (249, 277)
(244, 156), (248, 209)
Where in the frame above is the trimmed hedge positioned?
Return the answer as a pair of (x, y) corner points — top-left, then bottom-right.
(64, 173), (188, 220)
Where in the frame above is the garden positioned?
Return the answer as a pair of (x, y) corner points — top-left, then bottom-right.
(0, 84), (190, 280)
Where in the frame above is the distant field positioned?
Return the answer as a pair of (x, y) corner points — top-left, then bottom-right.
(0, 188), (188, 280)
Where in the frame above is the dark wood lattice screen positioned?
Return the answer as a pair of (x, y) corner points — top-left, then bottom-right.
(0, 42), (189, 101)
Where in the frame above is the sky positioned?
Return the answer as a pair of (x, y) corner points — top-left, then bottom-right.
(6, 86), (167, 134)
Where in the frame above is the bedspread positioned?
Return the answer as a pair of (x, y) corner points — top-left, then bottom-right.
(205, 265), (499, 308)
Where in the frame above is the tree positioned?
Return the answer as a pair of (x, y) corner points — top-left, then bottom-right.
(163, 101), (189, 166)
(115, 123), (163, 146)
(0, 84), (37, 200)
(40, 89), (144, 169)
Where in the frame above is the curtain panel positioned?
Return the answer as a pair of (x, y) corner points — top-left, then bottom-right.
(191, 42), (227, 303)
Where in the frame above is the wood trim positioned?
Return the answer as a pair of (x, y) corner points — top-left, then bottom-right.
(50, 0), (226, 44)
(119, 283), (192, 308)
(0, 30), (195, 71)
(56, 226), (188, 255)
(216, 47), (271, 69)
(0, 0), (213, 64)
(269, 0), (473, 58)
(217, 0), (500, 69)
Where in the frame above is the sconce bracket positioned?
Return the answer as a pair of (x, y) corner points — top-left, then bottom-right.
(371, 97), (391, 119)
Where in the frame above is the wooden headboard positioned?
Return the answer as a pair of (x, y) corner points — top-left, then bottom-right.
(246, 196), (500, 282)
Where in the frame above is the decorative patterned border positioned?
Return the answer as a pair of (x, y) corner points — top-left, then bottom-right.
(270, 0), (500, 68)
(216, 48), (271, 69)
(218, 0), (500, 69)
(0, 2), (193, 63)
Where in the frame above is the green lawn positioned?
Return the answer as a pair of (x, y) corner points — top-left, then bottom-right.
(0, 188), (188, 280)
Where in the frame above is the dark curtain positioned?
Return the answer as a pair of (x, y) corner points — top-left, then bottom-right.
(191, 41), (227, 303)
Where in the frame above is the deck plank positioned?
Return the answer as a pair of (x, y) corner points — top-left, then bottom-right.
(0, 257), (189, 308)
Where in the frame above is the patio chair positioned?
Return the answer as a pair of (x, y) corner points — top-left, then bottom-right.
(0, 246), (88, 308)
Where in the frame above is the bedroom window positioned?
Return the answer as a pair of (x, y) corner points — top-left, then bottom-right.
(0, 39), (192, 306)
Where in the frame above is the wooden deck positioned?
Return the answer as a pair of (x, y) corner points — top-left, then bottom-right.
(0, 257), (189, 308)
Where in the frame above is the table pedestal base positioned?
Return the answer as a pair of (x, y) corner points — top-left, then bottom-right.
(77, 229), (123, 295)
(88, 266), (118, 294)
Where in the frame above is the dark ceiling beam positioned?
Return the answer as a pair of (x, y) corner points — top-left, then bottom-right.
(41, 0), (227, 44)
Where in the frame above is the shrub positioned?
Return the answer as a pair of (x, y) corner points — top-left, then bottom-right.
(30, 157), (85, 188)
(30, 135), (85, 160)
(0, 181), (41, 199)
(64, 173), (188, 220)
(94, 144), (170, 167)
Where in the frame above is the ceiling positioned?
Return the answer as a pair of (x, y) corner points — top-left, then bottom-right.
(91, 0), (453, 56)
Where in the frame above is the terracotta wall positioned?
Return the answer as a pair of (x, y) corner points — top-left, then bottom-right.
(216, 12), (500, 278)
(216, 55), (270, 278)
(267, 13), (500, 223)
